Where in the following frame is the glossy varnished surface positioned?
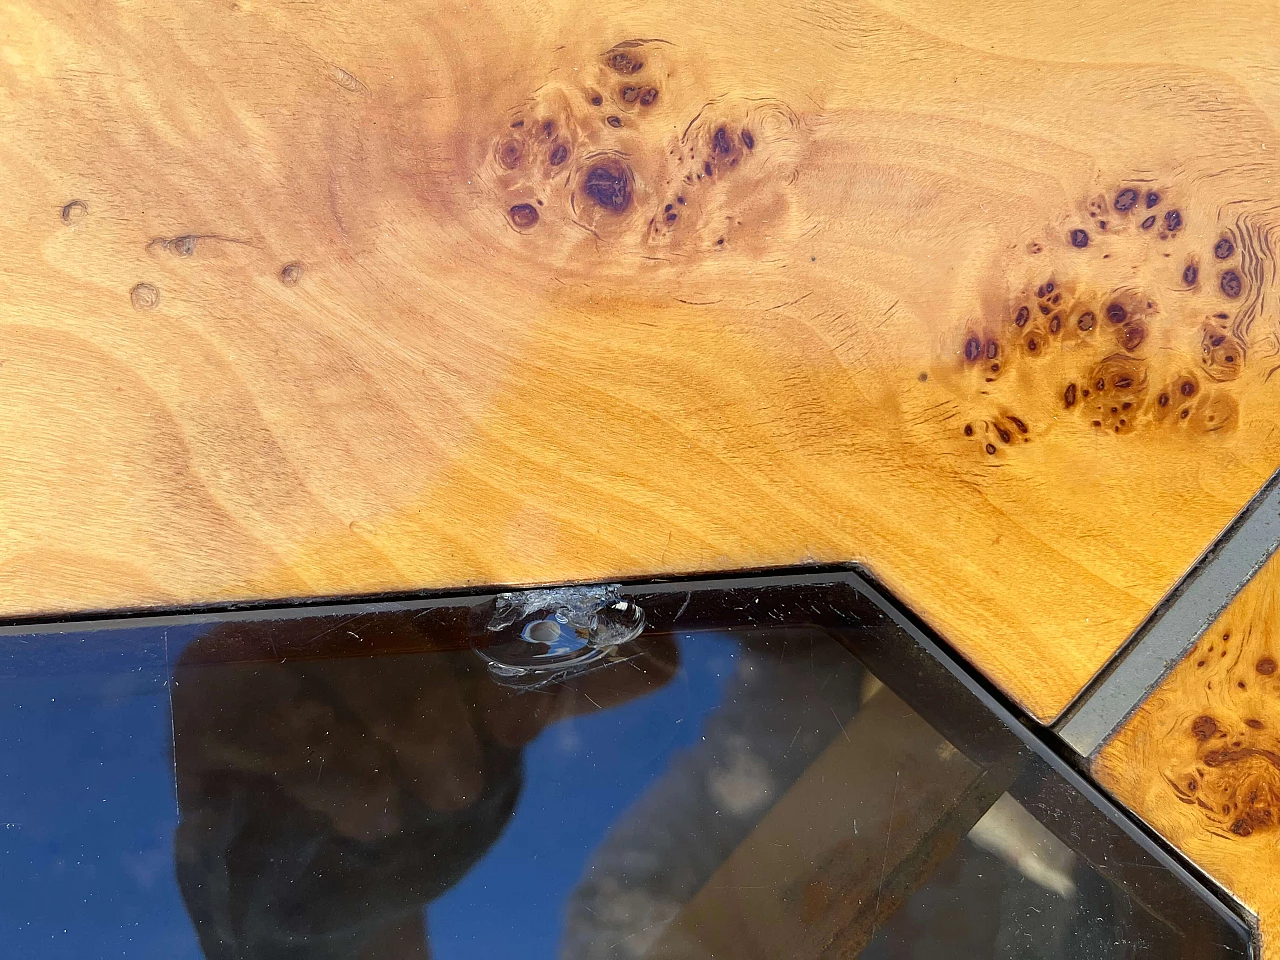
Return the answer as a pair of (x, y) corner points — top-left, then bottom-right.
(1096, 550), (1280, 958)
(5, 0), (1280, 719)
(0, 576), (1251, 957)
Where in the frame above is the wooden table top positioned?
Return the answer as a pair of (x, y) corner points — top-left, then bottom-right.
(4, 0), (1280, 725)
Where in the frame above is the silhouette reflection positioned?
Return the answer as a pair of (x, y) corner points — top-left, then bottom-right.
(171, 609), (678, 960)
(0, 576), (1252, 957)
(155, 585), (1249, 960)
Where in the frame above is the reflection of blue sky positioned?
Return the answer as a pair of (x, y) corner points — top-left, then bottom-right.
(429, 632), (740, 959)
(0, 626), (739, 959)
(0, 620), (1218, 960)
(0, 625), (206, 959)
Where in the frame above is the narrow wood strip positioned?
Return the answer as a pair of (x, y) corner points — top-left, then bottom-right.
(1096, 550), (1280, 957)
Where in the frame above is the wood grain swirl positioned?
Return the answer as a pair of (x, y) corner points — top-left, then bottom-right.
(4, 0), (1280, 720)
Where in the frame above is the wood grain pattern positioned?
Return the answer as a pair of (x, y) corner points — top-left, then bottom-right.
(1096, 550), (1280, 957)
(4, 0), (1280, 719)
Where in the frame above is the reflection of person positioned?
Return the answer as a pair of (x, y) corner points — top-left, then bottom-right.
(170, 610), (678, 960)
(561, 630), (864, 959)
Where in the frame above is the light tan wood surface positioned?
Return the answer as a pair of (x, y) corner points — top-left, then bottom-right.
(1096, 550), (1280, 958)
(4, 0), (1280, 720)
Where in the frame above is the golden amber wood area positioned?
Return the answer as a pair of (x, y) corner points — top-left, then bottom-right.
(4, 0), (1280, 719)
(1096, 551), (1280, 957)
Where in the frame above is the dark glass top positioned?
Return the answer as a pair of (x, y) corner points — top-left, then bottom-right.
(0, 571), (1252, 959)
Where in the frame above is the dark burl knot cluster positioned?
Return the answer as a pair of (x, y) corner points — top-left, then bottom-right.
(956, 181), (1251, 456)
(1076, 186), (1247, 304)
(489, 41), (674, 232)
(1071, 187), (1182, 248)
(640, 89), (788, 247)
(485, 40), (788, 252)
(601, 45), (661, 123)
(1166, 638), (1280, 839)
(495, 112), (581, 230)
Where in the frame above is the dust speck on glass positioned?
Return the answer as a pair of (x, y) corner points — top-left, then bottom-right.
(0, 570), (1251, 959)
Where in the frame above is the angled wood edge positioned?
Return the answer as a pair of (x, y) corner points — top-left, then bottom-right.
(6, 0), (1280, 723)
(1095, 548), (1280, 958)
(1060, 466), (1280, 753)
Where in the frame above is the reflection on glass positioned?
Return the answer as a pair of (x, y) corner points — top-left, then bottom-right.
(0, 578), (1251, 959)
